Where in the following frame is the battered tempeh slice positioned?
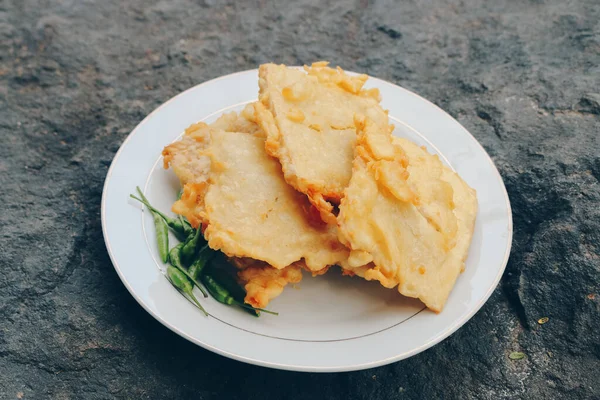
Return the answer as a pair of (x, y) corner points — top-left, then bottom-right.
(255, 62), (391, 223)
(162, 104), (262, 228)
(202, 129), (348, 271)
(337, 116), (477, 312)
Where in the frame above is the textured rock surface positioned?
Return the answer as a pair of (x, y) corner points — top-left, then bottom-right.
(1, 0), (599, 398)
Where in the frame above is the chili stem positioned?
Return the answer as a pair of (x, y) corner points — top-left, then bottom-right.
(172, 262), (209, 298)
(130, 194), (170, 222)
(233, 300), (278, 315)
(168, 277), (208, 316)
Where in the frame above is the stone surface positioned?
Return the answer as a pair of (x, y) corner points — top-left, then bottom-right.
(1, 0), (599, 398)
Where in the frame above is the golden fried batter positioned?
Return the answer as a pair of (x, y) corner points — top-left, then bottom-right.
(163, 104), (261, 228)
(163, 110), (348, 270)
(255, 62), (391, 222)
(210, 103), (262, 136)
(202, 129), (348, 271)
(238, 262), (303, 308)
(162, 122), (212, 187)
(337, 116), (477, 312)
(161, 62), (479, 312)
(162, 109), (346, 307)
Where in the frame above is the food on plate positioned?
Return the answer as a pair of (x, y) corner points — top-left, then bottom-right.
(201, 128), (348, 270)
(132, 61), (479, 317)
(201, 273), (276, 315)
(161, 104), (260, 189)
(209, 103), (262, 135)
(336, 116), (478, 312)
(162, 107), (259, 227)
(160, 104), (350, 311)
(130, 186), (193, 243)
(255, 62), (391, 223)
(166, 263), (208, 316)
(130, 186), (279, 316)
(237, 261), (304, 308)
(163, 116), (348, 271)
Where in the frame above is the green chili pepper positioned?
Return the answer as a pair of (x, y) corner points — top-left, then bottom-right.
(169, 244), (185, 268)
(202, 274), (231, 304)
(180, 226), (206, 265)
(177, 188), (184, 200)
(206, 254), (246, 302)
(188, 246), (215, 281)
(202, 274), (278, 316)
(188, 259), (205, 282)
(169, 244), (208, 298)
(130, 188), (189, 240)
(154, 212), (169, 263)
(177, 214), (194, 238)
(135, 187), (191, 237)
(166, 265), (208, 316)
(178, 215), (193, 236)
(131, 188), (169, 263)
(205, 254), (258, 316)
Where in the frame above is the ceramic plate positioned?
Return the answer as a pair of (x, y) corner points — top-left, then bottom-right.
(101, 69), (512, 372)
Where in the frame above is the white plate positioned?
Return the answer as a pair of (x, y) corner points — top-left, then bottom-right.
(101, 69), (512, 372)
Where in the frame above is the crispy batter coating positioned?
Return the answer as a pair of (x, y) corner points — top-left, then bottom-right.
(162, 122), (212, 187)
(161, 63), (479, 312)
(163, 104), (260, 187)
(210, 103), (262, 136)
(238, 262), (303, 308)
(163, 104), (261, 228)
(163, 109), (349, 306)
(163, 108), (348, 271)
(255, 62), (391, 222)
(202, 129), (348, 270)
(337, 116), (477, 312)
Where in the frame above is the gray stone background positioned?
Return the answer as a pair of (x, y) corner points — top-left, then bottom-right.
(1, 0), (599, 399)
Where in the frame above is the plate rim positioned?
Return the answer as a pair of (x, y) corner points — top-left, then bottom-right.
(101, 68), (513, 372)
